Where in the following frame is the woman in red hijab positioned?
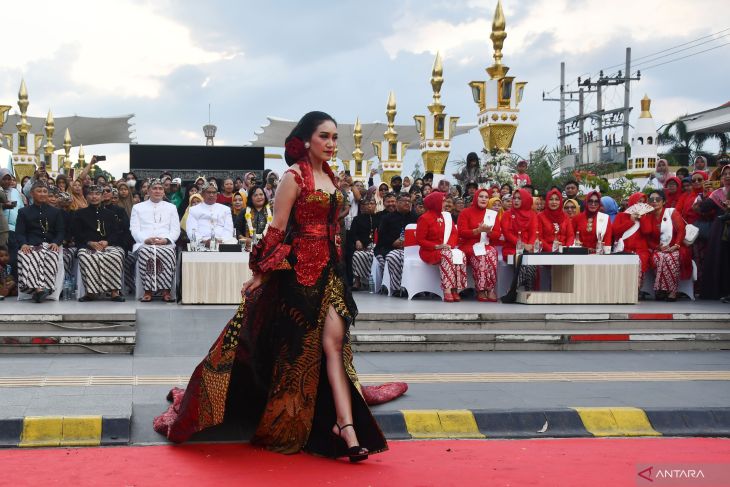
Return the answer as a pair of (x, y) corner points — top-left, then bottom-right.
(662, 176), (683, 209)
(538, 189), (574, 250)
(641, 189), (692, 301)
(572, 190), (613, 251)
(457, 189), (501, 302)
(613, 192), (651, 296)
(678, 171), (711, 290)
(678, 171), (709, 224)
(500, 188), (537, 261)
(416, 191), (467, 302)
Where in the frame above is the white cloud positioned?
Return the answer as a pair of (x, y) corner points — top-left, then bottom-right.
(1, 0), (237, 98)
(382, 0), (728, 60)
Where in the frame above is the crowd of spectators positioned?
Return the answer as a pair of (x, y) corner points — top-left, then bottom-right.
(1, 152), (728, 304)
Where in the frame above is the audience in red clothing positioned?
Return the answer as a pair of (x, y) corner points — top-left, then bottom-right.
(571, 191), (612, 252)
(642, 189), (692, 301)
(416, 192), (467, 302)
(537, 189), (574, 251)
(613, 192), (652, 295)
(457, 189), (501, 302)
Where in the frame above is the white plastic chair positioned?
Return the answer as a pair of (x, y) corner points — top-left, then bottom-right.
(17, 247), (65, 302)
(401, 244), (444, 300)
(134, 248), (180, 301)
(640, 261), (696, 300)
(370, 255), (383, 294)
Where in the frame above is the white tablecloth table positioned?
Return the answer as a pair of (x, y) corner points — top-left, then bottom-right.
(181, 251), (251, 304)
(512, 253), (640, 304)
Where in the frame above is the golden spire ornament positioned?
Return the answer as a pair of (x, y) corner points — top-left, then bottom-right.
(78, 144), (86, 168)
(373, 92), (407, 183)
(43, 110), (55, 164)
(63, 128), (72, 171)
(16, 79), (32, 154)
(414, 52), (459, 180)
(468, 0), (526, 154)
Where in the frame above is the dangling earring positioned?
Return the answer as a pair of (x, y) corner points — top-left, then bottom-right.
(304, 142), (310, 149)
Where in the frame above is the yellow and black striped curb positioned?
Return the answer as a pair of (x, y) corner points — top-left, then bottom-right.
(0, 416), (128, 448)
(2, 408), (729, 448)
(373, 407), (730, 440)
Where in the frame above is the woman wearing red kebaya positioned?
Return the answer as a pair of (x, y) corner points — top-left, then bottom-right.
(572, 191), (612, 252)
(537, 188), (574, 251)
(416, 191), (467, 302)
(613, 192), (652, 296)
(457, 188), (501, 302)
(641, 189), (692, 301)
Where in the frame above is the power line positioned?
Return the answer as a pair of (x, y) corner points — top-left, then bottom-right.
(631, 33), (730, 69)
(601, 27), (730, 70)
(638, 41), (730, 71)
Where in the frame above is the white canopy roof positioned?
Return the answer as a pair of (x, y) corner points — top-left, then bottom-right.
(3, 114), (135, 146)
(247, 116), (476, 160)
(679, 102), (730, 134)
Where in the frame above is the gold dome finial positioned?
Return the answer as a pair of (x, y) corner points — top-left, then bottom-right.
(43, 110), (56, 159)
(384, 91), (398, 142)
(352, 117), (364, 164)
(429, 51), (445, 115)
(487, 0), (510, 79)
(639, 94), (652, 119)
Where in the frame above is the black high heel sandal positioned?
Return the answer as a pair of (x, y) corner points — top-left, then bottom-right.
(331, 423), (369, 463)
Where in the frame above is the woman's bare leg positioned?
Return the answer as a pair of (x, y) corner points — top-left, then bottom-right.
(322, 305), (363, 450)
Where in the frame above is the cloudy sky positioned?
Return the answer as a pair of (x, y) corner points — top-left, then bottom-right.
(1, 0), (728, 178)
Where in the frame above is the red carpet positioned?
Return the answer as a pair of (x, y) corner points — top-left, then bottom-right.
(2, 438), (728, 486)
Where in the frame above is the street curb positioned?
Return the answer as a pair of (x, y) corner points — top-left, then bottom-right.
(372, 407), (730, 440)
(0, 416), (130, 448)
(2, 408), (728, 447)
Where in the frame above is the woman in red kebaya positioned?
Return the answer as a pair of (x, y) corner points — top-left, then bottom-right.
(416, 191), (467, 302)
(641, 189), (692, 301)
(678, 171), (711, 290)
(613, 192), (652, 295)
(500, 188), (537, 261)
(678, 171), (709, 224)
(663, 176), (684, 209)
(538, 189), (574, 251)
(572, 191), (612, 252)
(501, 188), (538, 290)
(457, 189), (501, 302)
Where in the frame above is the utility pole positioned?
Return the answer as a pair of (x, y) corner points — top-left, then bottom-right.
(559, 62), (566, 151)
(544, 48), (640, 168)
(622, 47), (632, 147)
(578, 88), (584, 164)
(542, 62), (576, 152)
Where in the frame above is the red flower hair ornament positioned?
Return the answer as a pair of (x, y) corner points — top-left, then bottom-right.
(285, 137), (308, 161)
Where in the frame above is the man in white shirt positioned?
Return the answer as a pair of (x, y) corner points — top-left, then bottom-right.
(186, 182), (234, 246)
(130, 179), (181, 302)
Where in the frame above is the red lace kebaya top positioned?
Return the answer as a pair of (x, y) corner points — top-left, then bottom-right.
(286, 168), (343, 286)
(457, 189), (502, 257)
(250, 161), (343, 286)
(416, 192), (458, 265)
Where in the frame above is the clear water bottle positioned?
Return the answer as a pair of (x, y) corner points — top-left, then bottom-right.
(63, 277), (72, 301)
(515, 231), (524, 255)
(534, 232), (542, 254)
(595, 233), (604, 255)
(552, 233), (560, 253)
(368, 273), (375, 294)
(574, 231), (581, 247)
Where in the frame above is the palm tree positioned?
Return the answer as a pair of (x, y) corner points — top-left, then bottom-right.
(659, 117), (730, 166)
